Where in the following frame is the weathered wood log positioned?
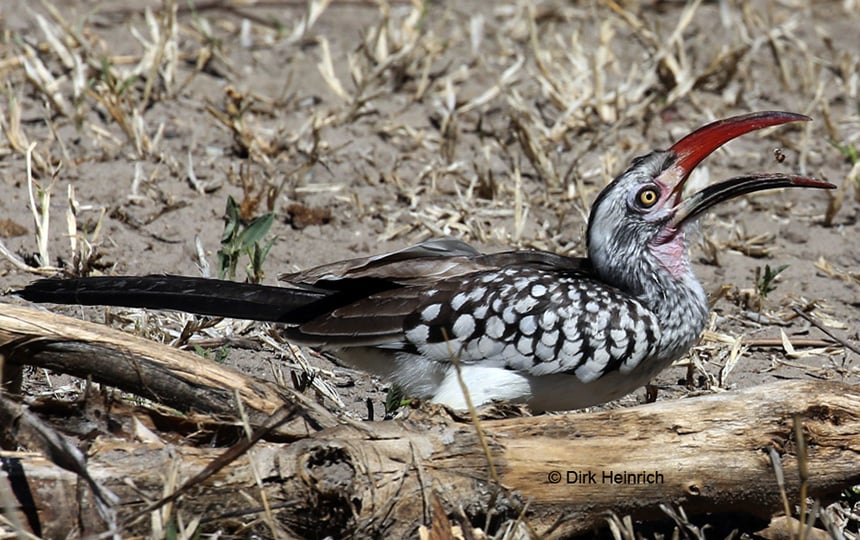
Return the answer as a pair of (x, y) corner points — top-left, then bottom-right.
(1, 304), (858, 537)
(3, 377), (859, 538)
(0, 304), (333, 439)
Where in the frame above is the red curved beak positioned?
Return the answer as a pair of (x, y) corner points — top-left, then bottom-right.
(669, 111), (811, 178)
(655, 111), (835, 231)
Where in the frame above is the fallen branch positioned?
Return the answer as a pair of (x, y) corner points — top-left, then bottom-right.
(1, 305), (859, 537)
(0, 304), (332, 439)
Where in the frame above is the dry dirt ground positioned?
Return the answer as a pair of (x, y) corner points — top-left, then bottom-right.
(1, 0), (859, 537)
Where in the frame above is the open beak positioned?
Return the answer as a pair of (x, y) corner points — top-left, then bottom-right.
(669, 173), (833, 227)
(655, 111), (835, 231)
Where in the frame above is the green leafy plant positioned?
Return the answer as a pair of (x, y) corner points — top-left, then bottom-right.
(217, 196), (276, 283)
(384, 385), (412, 415)
(755, 263), (789, 300)
(830, 140), (859, 165)
(193, 345), (230, 364)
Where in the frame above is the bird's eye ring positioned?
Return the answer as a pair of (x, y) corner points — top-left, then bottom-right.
(635, 186), (659, 208)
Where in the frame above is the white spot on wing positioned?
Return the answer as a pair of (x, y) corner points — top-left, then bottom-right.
(485, 316), (506, 339)
(535, 341), (555, 361)
(499, 343), (518, 361)
(593, 309), (610, 330)
(453, 314), (475, 338)
(530, 358), (563, 375)
(620, 313), (633, 329)
(575, 347), (611, 383)
(514, 295), (539, 314)
(540, 310), (558, 330)
(610, 328), (627, 346)
(405, 325), (429, 344)
(467, 286), (488, 303)
(624, 319), (657, 373)
(557, 304), (574, 319)
(519, 315), (537, 336)
(540, 329), (559, 347)
(478, 336), (504, 357)
(560, 339), (583, 366)
(516, 336), (533, 355)
(421, 304), (441, 322)
(451, 293), (468, 310)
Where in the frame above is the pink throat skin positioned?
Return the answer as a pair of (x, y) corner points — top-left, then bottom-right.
(649, 232), (691, 280)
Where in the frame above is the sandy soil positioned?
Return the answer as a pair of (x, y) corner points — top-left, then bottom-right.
(1, 0), (859, 535)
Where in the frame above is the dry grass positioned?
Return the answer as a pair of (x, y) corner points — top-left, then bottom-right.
(1, 0), (859, 538)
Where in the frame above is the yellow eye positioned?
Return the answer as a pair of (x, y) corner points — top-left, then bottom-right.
(637, 187), (659, 208)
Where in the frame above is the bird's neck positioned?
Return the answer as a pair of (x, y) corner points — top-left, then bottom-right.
(595, 233), (709, 360)
(643, 235), (709, 360)
(641, 259), (709, 360)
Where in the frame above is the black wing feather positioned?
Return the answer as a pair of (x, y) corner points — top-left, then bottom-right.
(16, 239), (595, 349)
(17, 275), (325, 323)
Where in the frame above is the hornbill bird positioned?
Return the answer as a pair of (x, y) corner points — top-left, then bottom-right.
(18, 111), (834, 411)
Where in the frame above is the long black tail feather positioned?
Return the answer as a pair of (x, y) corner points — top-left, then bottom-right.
(16, 275), (326, 323)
